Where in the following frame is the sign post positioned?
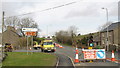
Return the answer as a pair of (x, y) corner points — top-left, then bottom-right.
(27, 36), (28, 55)
(22, 28), (38, 55)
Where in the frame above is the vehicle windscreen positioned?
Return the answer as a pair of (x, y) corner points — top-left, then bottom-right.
(43, 42), (53, 45)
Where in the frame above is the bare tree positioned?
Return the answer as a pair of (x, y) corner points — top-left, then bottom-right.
(5, 16), (20, 27)
(19, 17), (37, 28)
(5, 17), (40, 36)
(55, 26), (78, 45)
(68, 26), (78, 46)
(17, 17), (39, 36)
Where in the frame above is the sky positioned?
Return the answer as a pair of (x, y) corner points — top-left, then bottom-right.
(1, 0), (119, 37)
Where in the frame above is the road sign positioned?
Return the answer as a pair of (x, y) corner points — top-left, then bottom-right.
(83, 49), (106, 60)
(83, 49), (96, 59)
(25, 32), (36, 36)
(22, 28), (38, 32)
(96, 49), (106, 59)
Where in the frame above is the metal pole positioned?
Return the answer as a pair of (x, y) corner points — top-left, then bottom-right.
(102, 8), (109, 51)
(27, 36), (28, 55)
(106, 8), (109, 51)
(31, 36), (33, 54)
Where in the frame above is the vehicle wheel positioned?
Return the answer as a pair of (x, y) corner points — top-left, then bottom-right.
(52, 50), (55, 52)
(37, 48), (40, 50)
(41, 49), (43, 52)
(35, 48), (38, 50)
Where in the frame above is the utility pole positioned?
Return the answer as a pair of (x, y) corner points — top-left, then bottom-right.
(2, 11), (5, 61)
(2, 12), (5, 33)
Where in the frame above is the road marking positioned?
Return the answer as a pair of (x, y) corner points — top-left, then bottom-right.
(62, 53), (76, 68)
(55, 55), (59, 68)
(67, 55), (76, 68)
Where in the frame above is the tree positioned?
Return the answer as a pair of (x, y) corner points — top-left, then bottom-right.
(55, 30), (72, 45)
(18, 17), (39, 36)
(55, 26), (78, 46)
(68, 26), (78, 46)
(5, 16), (20, 28)
(19, 17), (38, 28)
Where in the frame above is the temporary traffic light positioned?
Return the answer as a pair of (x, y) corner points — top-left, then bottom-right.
(89, 36), (94, 47)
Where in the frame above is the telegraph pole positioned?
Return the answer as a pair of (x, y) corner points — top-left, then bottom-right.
(2, 12), (5, 33)
(2, 11), (5, 64)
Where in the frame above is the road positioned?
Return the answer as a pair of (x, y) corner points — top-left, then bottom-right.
(13, 45), (119, 68)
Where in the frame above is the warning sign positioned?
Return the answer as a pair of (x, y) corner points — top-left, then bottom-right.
(83, 49), (106, 60)
(84, 49), (96, 59)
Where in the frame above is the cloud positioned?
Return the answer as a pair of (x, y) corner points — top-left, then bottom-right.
(2, 0), (118, 36)
(64, 2), (118, 19)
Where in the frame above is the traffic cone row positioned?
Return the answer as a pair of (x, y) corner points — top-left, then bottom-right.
(74, 47), (79, 63)
(55, 43), (64, 48)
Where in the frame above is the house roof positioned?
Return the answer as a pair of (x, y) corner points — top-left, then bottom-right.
(101, 22), (120, 32)
(4, 26), (22, 37)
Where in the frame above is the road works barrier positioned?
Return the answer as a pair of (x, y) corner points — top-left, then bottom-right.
(83, 49), (106, 60)
(81, 49), (120, 63)
(74, 47), (79, 63)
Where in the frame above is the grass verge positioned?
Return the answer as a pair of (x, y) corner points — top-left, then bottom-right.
(2, 52), (57, 66)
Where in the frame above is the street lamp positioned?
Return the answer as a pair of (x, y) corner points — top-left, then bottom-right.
(102, 7), (109, 51)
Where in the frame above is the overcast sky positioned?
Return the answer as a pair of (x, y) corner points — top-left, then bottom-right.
(1, 0), (119, 37)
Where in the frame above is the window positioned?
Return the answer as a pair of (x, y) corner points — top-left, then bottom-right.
(102, 33), (105, 37)
(43, 42), (53, 45)
(102, 39), (105, 44)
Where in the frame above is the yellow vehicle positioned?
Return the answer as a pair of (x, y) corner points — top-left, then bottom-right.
(4, 43), (13, 52)
(33, 41), (41, 50)
(40, 39), (56, 52)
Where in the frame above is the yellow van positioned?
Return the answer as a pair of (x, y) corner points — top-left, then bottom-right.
(40, 39), (56, 52)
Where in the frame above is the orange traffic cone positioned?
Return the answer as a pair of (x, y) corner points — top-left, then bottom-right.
(75, 47), (78, 51)
(82, 47), (84, 53)
(74, 47), (79, 63)
(59, 46), (64, 48)
(29, 47), (32, 50)
(111, 50), (115, 61)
